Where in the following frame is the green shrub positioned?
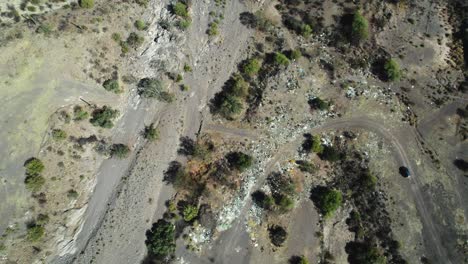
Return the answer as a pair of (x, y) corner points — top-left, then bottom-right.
(274, 52), (290, 66)
(176, 74), (183, 82)
(25, 174), (45, 192)
(126, 32), (144, 48)
(110, 144), (130, 159)
(183, 64), (192, 72)
(52, 129), (67, 141)
(145, 219), (176, 258)
(36, 214), (49, 225)
(229, 74), (249, 97)
(218, 94), (243, 119)
(298, 256), (310, 264)
(320, 146), (341, 162)
(183, 205), (199, 222)
(173, 2), (189, 18)
(207, 22), (219, 36)
(24, 158), (44, 176)
(268, 225), (287, 247)
(73, 106), (89, 121)
(311, 135), (324, 154)
(102, 79), (121, 93)
(180, 84), (189, 91)
(27, 225), (44, 242)
(134, 20), (146, 30)
(296, 160), (317, 173)
(242, 58), (261, 77)
(111, 33), (121, 42)
(138, 78), (163, 98)
(308, 97), (329, 111)
(36, 24), (52, 35)
(90, 106), (119, 128)
(276, 195), (294, 212)
(67, 189), (79, 199)
(312, 187), (342, 218)
(301, 24), (312, 38)
(384, 59), (401, 81)
(226, 151), (253, 172)
(27, 6), (36, 12)
(177, 19), (191, 30)
(144, 123), (159, 141)
(135, 0), (149, 7)
(79, 0), (94, 8)
(120, 41), (129, 54)
(290, 49), (302, 60)
(351, 11), (369, 42)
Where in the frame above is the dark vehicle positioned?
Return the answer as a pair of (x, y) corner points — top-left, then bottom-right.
(399, 166), (411, 178)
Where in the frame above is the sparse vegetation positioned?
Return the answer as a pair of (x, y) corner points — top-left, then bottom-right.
(90, 106), (119, 128)
(73, 106), (89, 121)
(126, 32), (144, 49)
(183, 64), (192, 72)
(52, 129), (67, 141)
(26, 225), (44, 242)
(24, 158), (44, 177)
(138, 78), (174, 102)
(67, 189), (79, 199)
(207, 22), (219, 36)
(308, 97), (329, 111)
(144, 123), (159, 141)
(110, 144), (131, 159)
(229, 74), (249, 97)
(384, 59), (401, 81)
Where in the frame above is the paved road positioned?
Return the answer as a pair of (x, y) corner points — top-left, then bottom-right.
(204, 116), (452, 264)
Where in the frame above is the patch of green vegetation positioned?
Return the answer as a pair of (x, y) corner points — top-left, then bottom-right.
(27, 6), (36, 12)
(52, 129), (67, 141)
(25, 174), (45, 192)
(73, 106), (89, 121)
(320, 146), (342, 162)
(177, 19), (191, 30)
(290, 49), (302, 60)
(302, 134), (324, 154)
(308, 97), (329, 111)
(111, 33), (121, 42)
(384, 59), (401, 81)
(79, 0), (94, 8)
(26, 225), (44, 242)
(351, 11), (369, 42)
(146, 219), (176, 258)
(138, 78), (174, 102)
(183, 64), (192, 72)
(276, 194), (294, 212)
(274, 52), (290, 66)
(110, 144), (130, 159)
(296, 160), (317, 173)
(180, 84), (189, 91)
(183, 205), (198, 222)
(176, 74), (183, 83)
(134, 20), (146, 30)
(126, 32), (144, 48)
(173, 2), (189, 18)
(102, 79), (121, 93)
(226, 151), (253, 172)
(144, 123), (159, 141)
(207, 22), (219, 36)
(242, 58), (261, 77)
(135, 0), (149, 7)
(24, 158), (44, 176)
(119, 41), (129, 54)
(229, 74), (249, 98)
(301, 24), (312, 38)
(311, 187), (342, 218)
(36, 24), (52, 35)
(90, 106), (119, 128)
(67, 189), (79, 199)
(218, 94), (243, 119)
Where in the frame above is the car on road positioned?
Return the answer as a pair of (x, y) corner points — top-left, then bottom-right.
(399, 166), (411, 178)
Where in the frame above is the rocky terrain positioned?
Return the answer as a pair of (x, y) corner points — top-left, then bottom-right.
(0, 0), (467, 264)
